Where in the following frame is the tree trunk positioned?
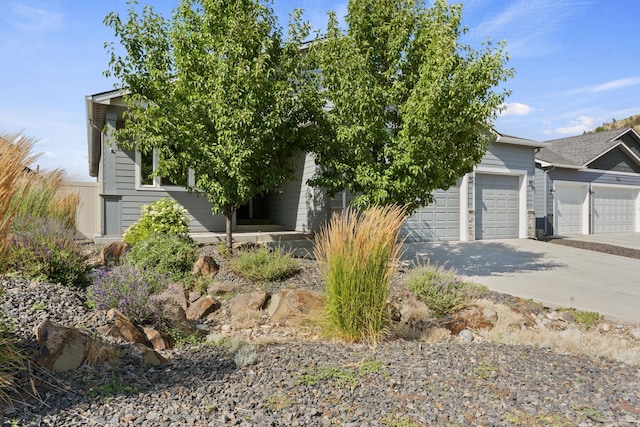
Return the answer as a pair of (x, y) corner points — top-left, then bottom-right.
(225, 206), (233, 251)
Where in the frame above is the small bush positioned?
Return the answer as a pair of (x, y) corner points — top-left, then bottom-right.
(407, 264), (472, 318)
(123, 198), (190, 246)
(88, 265), (170, 323)
(314, 205), (407, 342)
(123, 234), (196, 282)
(229, 247), (298, 282)
(7, 216), (89, 287)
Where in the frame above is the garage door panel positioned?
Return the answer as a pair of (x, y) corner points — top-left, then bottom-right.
(555, 184), (587, 235)
(593, 187), (637, 233)
(475, 174), (519, 240)
(402, 187), (460, 242)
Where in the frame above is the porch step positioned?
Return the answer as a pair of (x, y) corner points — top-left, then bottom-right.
(236, 224), (286, 232)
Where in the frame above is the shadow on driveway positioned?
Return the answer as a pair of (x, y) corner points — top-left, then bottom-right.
(403, 240), (565, 277)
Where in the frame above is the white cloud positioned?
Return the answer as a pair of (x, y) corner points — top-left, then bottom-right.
(467, 0), (591, 58)
(7, 3), (64, 34)
(591, 77), (640, 93)
(554, 115), (595, 135)
(500, 102), (534, 116)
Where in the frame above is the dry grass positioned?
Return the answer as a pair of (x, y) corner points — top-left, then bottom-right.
(0, 132), (39, 271)
(474, 299), (640, 365)
(314, 205), (407, 342)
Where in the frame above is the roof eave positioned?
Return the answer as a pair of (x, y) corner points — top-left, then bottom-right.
(495, 134), (551, 148)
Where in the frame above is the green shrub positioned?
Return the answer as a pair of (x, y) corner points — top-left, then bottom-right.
(7, 216), (90, 287)
(122, 198), (190, 246)
(88, 265), (169, 323)
(229, 246), (298, 282)
(123, 234), (196, 282)
(314, 205), (407, 342)
(407, 264), (472, 318)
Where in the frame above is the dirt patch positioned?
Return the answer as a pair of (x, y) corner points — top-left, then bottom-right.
(547, 238), (640, 260)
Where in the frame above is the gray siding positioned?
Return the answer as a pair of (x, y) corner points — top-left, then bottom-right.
(620, 133), (640, 158)
(588, 147), (640, 173)
(478, 142), (535, 209)
(270, 152), (328, 232)
(548, 168), (640, 187)
(100, 139), (225, 236)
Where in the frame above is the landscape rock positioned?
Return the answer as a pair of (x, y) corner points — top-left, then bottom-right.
(192, 255), (219, 278)
(155, 302), (197, 337)
(630, 328), (640, 339)
(100, 241), (131, 266)
(207, 281), (242, 296)
(153, 282), (188, 312)
(186, 295), (221, 320)
(557, 310), (576, 322)
(228, 290), (268, 317)
(458, 329), (474, 342)
(442, 305), (497, 335)
(267, 289), (324, 324)
(143, 327), (175, 351)
(34, 320), (117, 372)
(97, 309), (152, 346)
(129, 343), (167, 366)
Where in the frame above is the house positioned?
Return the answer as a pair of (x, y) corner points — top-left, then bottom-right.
(86, 89), (546, 243)
(534, 127), (640, 236)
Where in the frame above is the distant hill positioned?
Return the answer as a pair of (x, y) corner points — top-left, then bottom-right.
(586, 114), (640, 134)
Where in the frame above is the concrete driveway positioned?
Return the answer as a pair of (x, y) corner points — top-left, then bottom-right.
(403, 238), (640, 324)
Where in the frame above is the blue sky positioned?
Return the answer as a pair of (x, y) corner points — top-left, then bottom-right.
(1, 0), (639, 181)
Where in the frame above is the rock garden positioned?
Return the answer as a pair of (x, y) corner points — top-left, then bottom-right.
(1, 136), (640, 426)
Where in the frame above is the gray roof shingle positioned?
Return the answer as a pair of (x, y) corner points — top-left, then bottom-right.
(536, 127), (635, 167)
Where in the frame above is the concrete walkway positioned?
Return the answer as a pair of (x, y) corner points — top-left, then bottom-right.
(403, 238), (640, 324)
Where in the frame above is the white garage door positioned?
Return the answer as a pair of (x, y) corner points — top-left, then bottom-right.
(593, 186), (638, 233)
(475, 174), (519, 240)
(555, 184), (587, 235)
(403, 188), (460, 242)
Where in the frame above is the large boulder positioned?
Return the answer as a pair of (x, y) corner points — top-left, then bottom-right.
(143, 327), (175, 351)
(34, 320), (117, 372)
(267, 289), (324, 324)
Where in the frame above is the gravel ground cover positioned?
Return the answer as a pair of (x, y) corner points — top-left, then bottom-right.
(1, 242), (639, 426)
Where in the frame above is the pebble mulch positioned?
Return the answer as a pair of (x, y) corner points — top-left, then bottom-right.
(1, 248), (640, 426)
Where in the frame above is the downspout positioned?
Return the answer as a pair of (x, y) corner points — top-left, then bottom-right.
(588, 183), (593, 235)
(543, 165), (555, 236)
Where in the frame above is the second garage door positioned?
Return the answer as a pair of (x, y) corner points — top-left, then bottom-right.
(403, 187), (460, 242)
(593, 186), (638, 233)
(554, 183), (588, 235)
(475, 174), (519, 239)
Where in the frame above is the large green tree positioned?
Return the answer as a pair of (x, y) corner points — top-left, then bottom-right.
(104, 0), (325, 248)
(309, 0), (514, 212)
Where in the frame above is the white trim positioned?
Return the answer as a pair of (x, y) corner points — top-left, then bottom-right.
(584, 141), (640, 168)
(553, 181), (589, 235)
(134, 150), (194, 191)
(459, 174), (469, 241)
(474, 166), (528, 239)
(582, 168), (640, 178)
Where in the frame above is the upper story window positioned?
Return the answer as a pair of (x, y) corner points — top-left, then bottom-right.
(136, 149), (194, 190)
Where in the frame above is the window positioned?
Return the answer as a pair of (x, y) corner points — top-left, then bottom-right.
(136, 149), (194, 190)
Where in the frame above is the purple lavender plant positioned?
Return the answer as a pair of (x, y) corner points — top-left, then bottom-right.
(88, 265), (169, 324)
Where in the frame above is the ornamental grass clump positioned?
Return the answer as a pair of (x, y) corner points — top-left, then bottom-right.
(314, 205), (407, 342)
(88, 265), (170, 324)
(122, 198), (190, 246)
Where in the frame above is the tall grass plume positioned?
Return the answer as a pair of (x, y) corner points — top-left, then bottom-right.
(314, 205), (407, 342)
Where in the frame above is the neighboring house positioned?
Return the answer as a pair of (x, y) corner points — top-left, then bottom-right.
(86, 89), (546, 243)
(534, 127), (640, 236)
